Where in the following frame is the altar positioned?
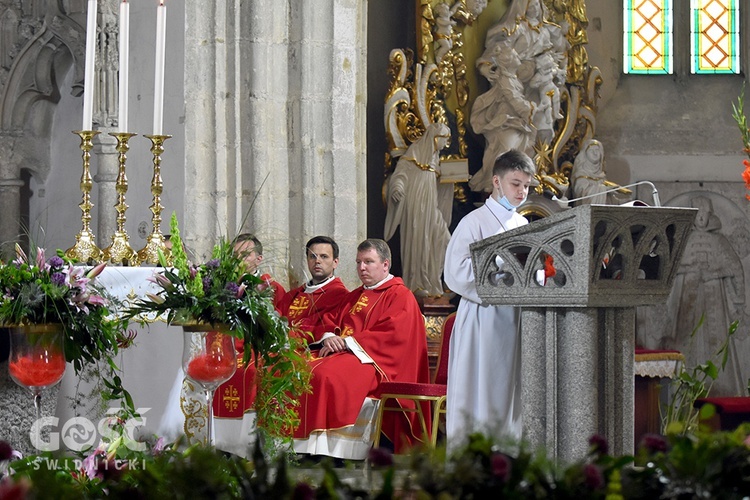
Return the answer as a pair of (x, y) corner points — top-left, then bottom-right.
(54, 267), (184, 447)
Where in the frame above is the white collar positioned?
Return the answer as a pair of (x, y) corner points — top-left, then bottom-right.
(304, 275), (335, 293)
(364, 273), (394, 290)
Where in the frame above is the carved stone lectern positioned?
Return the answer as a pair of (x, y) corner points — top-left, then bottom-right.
(470, 204), (697, 462)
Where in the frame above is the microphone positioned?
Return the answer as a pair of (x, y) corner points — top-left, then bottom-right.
(552, 180), (661, 208)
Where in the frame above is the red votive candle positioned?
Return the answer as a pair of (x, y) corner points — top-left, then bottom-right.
(9, 352), (66, 388)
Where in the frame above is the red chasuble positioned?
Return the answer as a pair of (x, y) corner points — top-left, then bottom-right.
(293, 276), (430, 452)
(214, 273), (286, 419)
(278, 277), (349, 343)
(214, 276), (346, 419)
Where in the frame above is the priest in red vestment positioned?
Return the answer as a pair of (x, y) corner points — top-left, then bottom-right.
(232, 233), (286, 309)
(214, 236), (348, 420)
(278, 235), (350, 343)
(293, 238), (430, 459)
(213, 234), (286, 426)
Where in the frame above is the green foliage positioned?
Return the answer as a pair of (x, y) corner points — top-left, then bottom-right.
(661, 317), (738, 435)
(0, 245), (133, 414)
(126, 213), (311, 448)
(2, 427), (750, 499)
(732, 83), (750, 157)
(626, 424), (750, 499)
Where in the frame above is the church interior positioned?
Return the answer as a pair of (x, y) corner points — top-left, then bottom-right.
(1, 0), (750, 474)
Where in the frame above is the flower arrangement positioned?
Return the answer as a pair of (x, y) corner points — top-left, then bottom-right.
(732, 85), (750, 199)
(0, 245), (132, 408)
(127, 214), (310, 444)
(3, 426), (749, 499)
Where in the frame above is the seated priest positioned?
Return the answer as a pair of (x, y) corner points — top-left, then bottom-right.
(158, 234), (286, 448)
(293, 238), (430, 460)
(232, 233), (286, 308)
(212, 235), (349, 456)
(278, 235), (350, 343)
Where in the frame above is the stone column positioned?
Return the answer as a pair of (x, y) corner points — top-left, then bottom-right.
(93, 130), (119, 249)
(0, 177), (24, 258)
(184, 0), (367, 287)
(521, 306), (635, 463)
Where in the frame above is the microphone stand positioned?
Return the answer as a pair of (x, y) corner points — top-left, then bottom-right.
(552, 180), (661, 207)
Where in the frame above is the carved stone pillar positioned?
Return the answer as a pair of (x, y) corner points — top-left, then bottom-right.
(184, 0), (367, 287)
(93, 129), (119, 249)
(0, 177), (24, 258)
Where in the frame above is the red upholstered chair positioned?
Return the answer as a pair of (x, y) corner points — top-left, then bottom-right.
(372, 313), (456, 448)
(694, 397), (750, 431)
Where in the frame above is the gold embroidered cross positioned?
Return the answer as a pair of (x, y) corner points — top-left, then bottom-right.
(287, 296), (311, 318)
(222, 385), (240, 411)
(349, 293), (369, 314)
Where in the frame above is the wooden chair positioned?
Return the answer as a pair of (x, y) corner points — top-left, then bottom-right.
(372, 313), (455, 448)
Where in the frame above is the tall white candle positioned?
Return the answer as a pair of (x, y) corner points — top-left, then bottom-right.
(82, 0), (98, 131)
(118, 0), (130, 132)
(153, 0), (166, 135)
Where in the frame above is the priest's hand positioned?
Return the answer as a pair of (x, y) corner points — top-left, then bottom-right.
(319, 336), (348, 357)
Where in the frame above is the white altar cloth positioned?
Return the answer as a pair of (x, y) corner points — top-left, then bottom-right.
(54, 267), (184, 449)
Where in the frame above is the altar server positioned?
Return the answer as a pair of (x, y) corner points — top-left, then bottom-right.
(443, 149), (534, 453)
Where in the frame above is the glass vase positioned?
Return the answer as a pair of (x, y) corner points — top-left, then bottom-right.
(8, 324), (66, 448)
(181, 324), (237, 446)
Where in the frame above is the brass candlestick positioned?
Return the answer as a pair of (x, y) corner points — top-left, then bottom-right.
(137, 134), (173, 266)
(65, 130), (102, 263)
(102, 132), (139, 266)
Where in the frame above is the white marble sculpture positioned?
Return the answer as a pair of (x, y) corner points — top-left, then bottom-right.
(529, 52), (563, 144)
(470, 0), (568, 192)
(384, 122), (452, 296)
(433, 1), (461, 64)
(570, 139), (612, 204)
(469, 46), (536, 193)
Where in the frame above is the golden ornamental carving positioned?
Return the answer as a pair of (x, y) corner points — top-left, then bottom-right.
(388, 1), (606, 212)
(424, 315), (445, 341)
(455, 108), (468, 158)
(386, 1), (476, 179)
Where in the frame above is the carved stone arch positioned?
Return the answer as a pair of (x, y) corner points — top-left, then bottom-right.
(1, 14), (81, 136)
(0, 7), (85, 256)
(0, 7), (19, 72)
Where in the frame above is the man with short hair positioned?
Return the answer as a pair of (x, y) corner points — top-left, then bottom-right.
(293, 238), (430, 459)
(278, 236), (349, 343)
(232, 233), (285, 308)
(212, 233), (287, 456)
(443, 149), (535, 452)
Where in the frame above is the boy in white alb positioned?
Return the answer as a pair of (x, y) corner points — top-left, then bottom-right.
(443, 149), (535, 452)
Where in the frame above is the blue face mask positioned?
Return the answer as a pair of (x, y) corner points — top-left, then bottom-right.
(497, 195), (517, 211)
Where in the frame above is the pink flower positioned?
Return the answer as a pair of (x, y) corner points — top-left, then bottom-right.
(86, 262), (107, 279)
(588, 434), (608, 456)
(153, 437), (166, 454)
(14, 243), (28, 265)
(35, 248), (46, 271)
(639, 433), (668, 454)
(81, 443), (107, 479)
(490, 452), (512, 482)
(0, 441), (13, 461)
(368, 447), (393, 467)
(146, 293), (166, 304)
(0, 476), (31, 500)
(583, 463), (605, 490)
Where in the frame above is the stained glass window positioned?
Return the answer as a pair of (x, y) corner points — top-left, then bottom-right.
(624, 0), (673, 74)
(690, 0), (740, 74)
